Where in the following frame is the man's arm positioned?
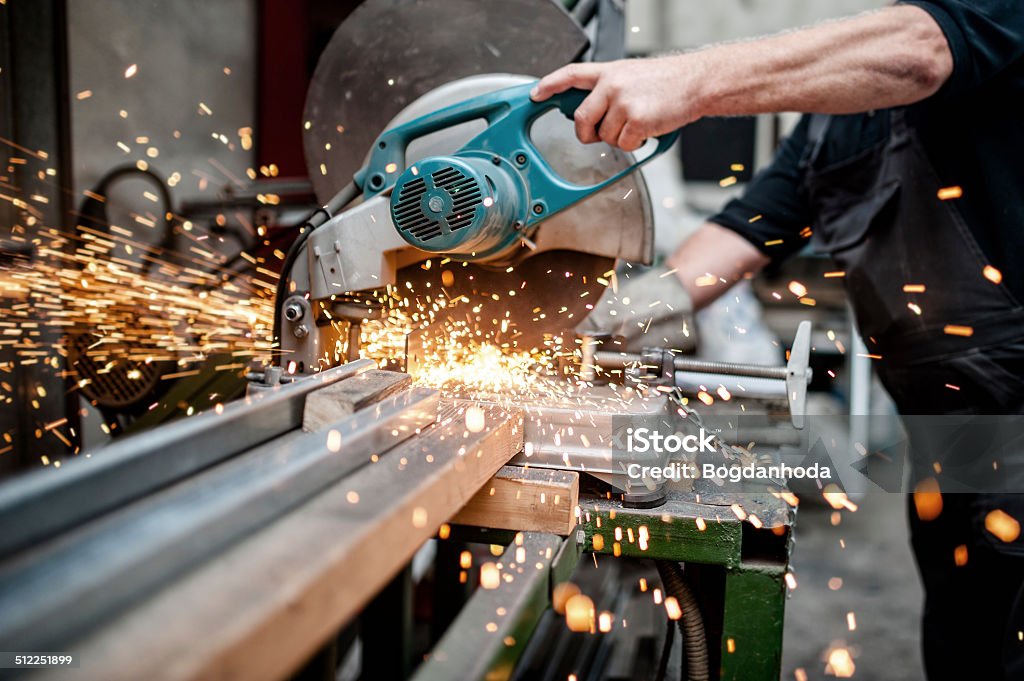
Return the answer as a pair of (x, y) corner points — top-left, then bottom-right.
(531, 5), (952, 150)
(667, 223), (771, 310)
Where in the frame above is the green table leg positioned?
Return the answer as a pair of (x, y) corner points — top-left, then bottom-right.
(719, 561), (787, 681)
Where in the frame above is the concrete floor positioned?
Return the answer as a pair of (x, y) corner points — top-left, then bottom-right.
(782, 494), (926, 680)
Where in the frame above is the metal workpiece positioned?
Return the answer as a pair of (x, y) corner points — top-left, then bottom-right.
(507, 385), (675, 502)
(673, 371), (788, 401)
(591, 321), (814, 428)
(0, 386), (439, 652)
(0, 359), (376, 558)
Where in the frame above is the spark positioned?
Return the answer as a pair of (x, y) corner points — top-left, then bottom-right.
(565, 593), (595, 632)
(985, 509), (1021, 543)
(553, 582), (580, 614)
(480, 562), (501, 589)
(465, 406), (486, 433)
(943, 324), (974, 337)
(788, 281), (808, 298)
(825, 645), (856, 677)
(913, 478), (943, 520)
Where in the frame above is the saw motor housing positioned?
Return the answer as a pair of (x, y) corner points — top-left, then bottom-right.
(390, 155), (527, 261)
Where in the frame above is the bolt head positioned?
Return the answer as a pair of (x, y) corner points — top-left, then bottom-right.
(293, 324), (309, 338)
(283, 302), (304, 322)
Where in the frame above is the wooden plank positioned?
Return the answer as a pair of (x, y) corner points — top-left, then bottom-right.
(302, 369), (411, 431)
(412, 532), (565, 681)
(451, 466), (579, 535)
(46, 402), (523, 681)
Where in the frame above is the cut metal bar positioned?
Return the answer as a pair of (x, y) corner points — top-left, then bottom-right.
(0, 359), (375, 557)
(595, 351), (790, 381)
(37, 402), (523, 681)
(0, 386), (437, 651)
(412, 532), (566, 681)
(674, 371), (786, 400)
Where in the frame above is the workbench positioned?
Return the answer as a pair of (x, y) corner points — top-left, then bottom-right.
(0, 366), (794, 681)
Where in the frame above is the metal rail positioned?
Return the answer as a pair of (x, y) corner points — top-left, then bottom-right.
(0, 385), (438, 651)
(412, 532), (569, 681)
(0, 359), (375, 557)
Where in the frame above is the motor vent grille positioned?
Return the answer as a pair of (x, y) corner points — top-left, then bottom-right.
(432, 166), (482, 234)
(391, 165), (482, 243)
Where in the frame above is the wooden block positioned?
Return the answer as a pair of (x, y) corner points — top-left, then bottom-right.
(51, 403), (523, 681)
(451, 465), (579, 535)
(302, 369), (410, 431)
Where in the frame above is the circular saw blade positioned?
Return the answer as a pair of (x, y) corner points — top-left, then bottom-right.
(303, 0), (589, 203)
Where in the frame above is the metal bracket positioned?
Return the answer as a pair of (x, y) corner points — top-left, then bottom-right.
(785, 320), (813, 429)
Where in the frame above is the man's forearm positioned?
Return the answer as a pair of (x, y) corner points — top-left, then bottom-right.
(532, 4), (954, 149)
(692, 5), (953, 117)
(667, 223), (771, 310)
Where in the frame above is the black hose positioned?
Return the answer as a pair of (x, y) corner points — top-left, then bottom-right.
(271, 180), (360, 347)
(656, 561), (709, 681)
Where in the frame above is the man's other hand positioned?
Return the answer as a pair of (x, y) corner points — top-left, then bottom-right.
(530, 56), (702, 151)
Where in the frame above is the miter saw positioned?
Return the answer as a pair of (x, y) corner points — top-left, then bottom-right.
(275, 74), (675, 372)
(259, 0), (812, 504)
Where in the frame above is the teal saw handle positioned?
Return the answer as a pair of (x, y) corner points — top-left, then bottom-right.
(356, 81), (680, 226)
